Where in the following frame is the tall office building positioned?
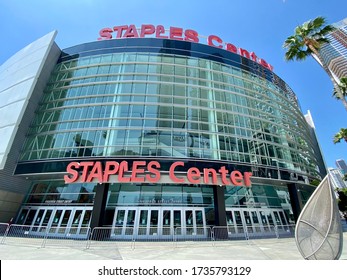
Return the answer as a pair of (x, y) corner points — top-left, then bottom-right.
(328, 168), (347, 189)
(336, 159), (347, 175)
(304, 110), (327, 178)
(319, 18), (347, 80)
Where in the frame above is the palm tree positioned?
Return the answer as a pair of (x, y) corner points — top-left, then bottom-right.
(283, 17), (347, 111)
(333, 128), (347, 144)
(333, 77), (347, 101)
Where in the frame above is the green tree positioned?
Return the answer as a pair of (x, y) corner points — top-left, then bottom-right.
(333, 76), (347, 103)
(283, 17), (347, 111)
(333, 128), (347, 144)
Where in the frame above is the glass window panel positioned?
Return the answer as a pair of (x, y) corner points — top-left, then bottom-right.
(72, 210), (83, 226)
(42, 210), (53, 227)
(163, 210), (171, 226)
(139, 210), (148, 226)
(126, 210), (136, 227)
(195, 210), (203, 226)
(148, 211), (159, 234)
(186, 210), (193, 227)
(34, 210), (45, 226)
(61, 210), (71, 227)
(115, 210), (125, 226)
(81, 210), (92, 227)
(226, 211), (234, 225)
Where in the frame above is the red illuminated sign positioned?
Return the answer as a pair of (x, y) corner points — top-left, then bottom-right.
(98, 24), (273, 71)
(64, 160), (252, 187)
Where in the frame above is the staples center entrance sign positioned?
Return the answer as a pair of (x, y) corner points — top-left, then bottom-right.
(64, 160), (252, 187)
(98, 24), (274, 71)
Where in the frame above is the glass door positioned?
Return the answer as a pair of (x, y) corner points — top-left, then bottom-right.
(137, 209), (149, 236)
(113, 208), (126, 236)
(173, 209), (182, 236)
(161, 209), (172, 236)
(183, 208), (206, 237)
(16, 206), (92, 237)
(32, 208), (54, 234)
(149, 208), (159, 236)
(112, 207), (206, 239)
(48, 207), (92, 237)
(112, 207), (139, 239)
(225, 210), (236, 234)
(250, 210), (262, 233)
(226, 207), (288, 237)
(241, 210), (253, 234)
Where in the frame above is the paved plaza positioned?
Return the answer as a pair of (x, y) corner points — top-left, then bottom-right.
(1, 232), (347, 260)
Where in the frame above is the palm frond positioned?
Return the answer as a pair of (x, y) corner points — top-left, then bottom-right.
(283, 16), (334, 63)
(333, 128), (347, 144)
(312, 16), (326, 28)
(319, 25), (336, 35)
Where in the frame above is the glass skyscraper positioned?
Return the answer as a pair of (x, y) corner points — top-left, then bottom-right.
(319, 18), (347, 80)
(336, 159), (347, 175)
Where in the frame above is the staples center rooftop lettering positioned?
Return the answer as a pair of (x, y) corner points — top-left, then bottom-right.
(98, 24), (274, 71)
(64, 160), (252, 187)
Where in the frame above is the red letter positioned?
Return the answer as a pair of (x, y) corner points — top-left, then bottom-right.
(146, 161), (161, 183)
(243, 172), (252, 187)
(169, 161), (184, 183)
(64, 162), (80, 183)
(239, 48), (251, 59)
(250, 52), (258, 62)
(113, 25), (128, 38)
(140, 24), (155, 37)
(131, 161), (146, 182)
(124, 24), (139, 38)
(103, 161), (119, 182)
(79, 162), (95, 182)
(207, 35), (223, 48)
(169, 27), (183, 40)
(218, 166), (230, 185)
(259, 58), (273, 71)
(230, 171), (243, 186)
(98, 28), (113, 40)
(156, 25), (168, 39)
(187, 167), (201, 184)
(203, 168), (218, 185)
(118, 161), (130, 182)
(184, 29), (199, 43)
(86, 161), (103, 183)
(226, 43), (238, 53)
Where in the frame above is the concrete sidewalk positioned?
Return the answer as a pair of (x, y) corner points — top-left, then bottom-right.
(1, 233), (347, 260)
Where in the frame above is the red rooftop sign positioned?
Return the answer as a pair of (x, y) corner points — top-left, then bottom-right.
(64, 160), (252, 187)
(98, 24), (274, 71)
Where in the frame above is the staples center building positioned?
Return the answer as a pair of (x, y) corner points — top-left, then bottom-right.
(0, 25), (326, 239)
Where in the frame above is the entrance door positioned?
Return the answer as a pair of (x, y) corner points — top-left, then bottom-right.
(111, 207), (206, 239)
(112, 207), (136, 238)
(16, 206), (92, 237)
(183, 208), (206, 237)
(225, 208), (288, 237)
(112, 207), (161, 239)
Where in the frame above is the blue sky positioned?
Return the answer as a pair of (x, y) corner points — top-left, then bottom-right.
(0, 0), (346, 169)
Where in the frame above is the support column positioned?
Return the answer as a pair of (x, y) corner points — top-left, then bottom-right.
(90, 183), (109, 230)
(213, 185), (228, 240)
(288, 183), (303, 222)
(213, 185), (227, 226)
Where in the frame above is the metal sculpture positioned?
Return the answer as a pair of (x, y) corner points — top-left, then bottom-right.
(295, 174), (343, 259)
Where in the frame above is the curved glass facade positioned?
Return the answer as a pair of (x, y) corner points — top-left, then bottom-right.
(14, 38), (322, 237)
(19, 38), (320, 180)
